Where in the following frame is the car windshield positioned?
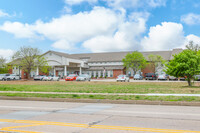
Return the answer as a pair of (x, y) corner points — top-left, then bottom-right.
(118, 75), (124, 77)
(68, 74), (76, 77)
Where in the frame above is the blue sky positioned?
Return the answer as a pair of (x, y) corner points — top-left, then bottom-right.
(0, 0), (200, 59)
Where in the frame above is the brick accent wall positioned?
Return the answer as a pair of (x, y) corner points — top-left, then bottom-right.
(141, 64), (154, 77)
(8, 68), (12, 74)
(113, 69), (125, 78)
(39, 71), (49, 76)
(21, 70), (28, 79)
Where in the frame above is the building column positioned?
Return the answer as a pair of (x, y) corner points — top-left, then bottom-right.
(36, 67), (39, 75)
(64, 65), (67, 76)
(79, 67), (82, 75)
(54, 67), (56, 76)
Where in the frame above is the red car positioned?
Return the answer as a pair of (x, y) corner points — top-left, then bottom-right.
(65, 74), (77, 81)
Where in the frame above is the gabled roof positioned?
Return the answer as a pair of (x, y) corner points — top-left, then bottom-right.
(43, 50), (80, 60)
(43, 49), (183, 63)
(169, 48), (183, 60)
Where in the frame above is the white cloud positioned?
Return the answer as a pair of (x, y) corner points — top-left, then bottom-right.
(52, 40), (72, 50)
(0, 21), (36, 38)
(181, 13), (200, 25)
(83, 12), (148, 52)
(0, 10), (10, 17)
(0, 49), (14, 60)
(105, 0), (166, 9)
(64, 0), (97, 5)
(34, 7), (120, 43)
(0, 7), (124, 52)
(185, 34), (200, 45)
(3, 5), (199, 53)
(63, 6), (72, 14)
(148, 0), (166, 7)
(141, 22), (185, 51)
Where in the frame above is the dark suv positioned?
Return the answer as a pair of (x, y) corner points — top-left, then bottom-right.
(145, 73), (157, 80)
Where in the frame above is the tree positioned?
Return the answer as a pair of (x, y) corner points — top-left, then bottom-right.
(0, 56), (9, 74)
(122, 51), (147, 75)
(12, 46), (49, 79)
(186, 41), (200, 53)
(148, 54), (165, 74)
(0, 56), (6, 67)
(165, 49), (200, 86)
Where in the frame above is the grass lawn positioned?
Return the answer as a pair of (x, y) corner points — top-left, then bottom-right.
(0, 92), (200, 102)
(0, 81), (199, 94)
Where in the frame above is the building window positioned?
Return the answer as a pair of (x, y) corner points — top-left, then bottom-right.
(110, 70), (113, 77)
(93, 71), (96, 77)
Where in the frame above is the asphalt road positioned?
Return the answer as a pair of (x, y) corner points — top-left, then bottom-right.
(0, 100), (200, 133)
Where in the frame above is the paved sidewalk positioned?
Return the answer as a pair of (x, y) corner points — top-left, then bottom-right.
(0, 91), (200, 97)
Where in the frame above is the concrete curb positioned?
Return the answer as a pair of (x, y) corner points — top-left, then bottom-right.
(1, 96), (200, 106)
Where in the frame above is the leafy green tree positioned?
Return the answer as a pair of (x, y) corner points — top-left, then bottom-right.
(12, 46), (49, 79)
(122, 51), (147, 75)
(0, 56), (6, 67)
(165, 50), (200, 86)
(148, 54), (166, 73)
(0, 56), (9, 74)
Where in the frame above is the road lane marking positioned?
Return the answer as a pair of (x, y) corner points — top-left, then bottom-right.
(1, 123), (44, 133)
(0, 119), (200, 133)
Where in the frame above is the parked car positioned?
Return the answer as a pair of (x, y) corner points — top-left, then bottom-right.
(145, 73), (157, 80)
(194, 75), (200, 81)
(133, 74), (143, 80)
(0, 74), (6, 81)
(180, 76), (186, 81)
(76, 74), (91, 81)
(34, 75), (46, 81)
(65, 74), (77, 81)
(43, 75), (60, 81)
(169, 75), (178, 80)
(158, 74), (167, 80)
(6, 74), (20, 80)
(116, 75), (130, 82)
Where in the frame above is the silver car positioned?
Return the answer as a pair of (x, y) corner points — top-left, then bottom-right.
(116, 75), (130, 82)
(133, 74), (143, 80)
(0, 74), (6, 81)
(194, 75), (200, 81)
(158, 74), (167, 80)
(169, 75), (178, 80)
(76, 74), (91, 81)
(43, 75), (60, 81)
(6, 74), (20, 80)
(34, 75), (46, 81)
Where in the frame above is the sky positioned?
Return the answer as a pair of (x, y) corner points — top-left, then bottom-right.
(0, 0), (200, 59)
